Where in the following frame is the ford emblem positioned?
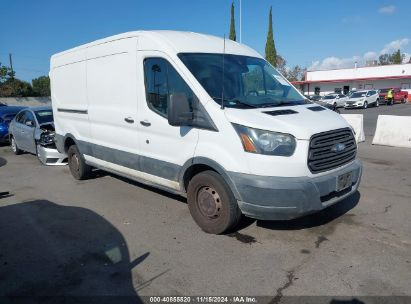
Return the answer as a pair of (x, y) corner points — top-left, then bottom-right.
(331, 143), (346, 153)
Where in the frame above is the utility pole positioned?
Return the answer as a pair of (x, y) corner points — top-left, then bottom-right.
(9, 53), (14, 78)
(239, 0), (242, 43)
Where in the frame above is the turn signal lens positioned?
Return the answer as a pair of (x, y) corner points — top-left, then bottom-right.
(239, 133), (257, 153)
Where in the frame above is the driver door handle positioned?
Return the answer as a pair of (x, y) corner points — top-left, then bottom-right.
(124, 117), (134, 124)
(140, 120), (151, 127)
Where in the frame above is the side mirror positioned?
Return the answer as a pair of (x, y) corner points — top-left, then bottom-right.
(167, 93), (193, 127)
(25, 120), (34, 127)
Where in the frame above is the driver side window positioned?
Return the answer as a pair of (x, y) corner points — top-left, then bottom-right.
(144, 57), (197, 118)
(24, 111), (36, 127)
(15, 112), (25, 123)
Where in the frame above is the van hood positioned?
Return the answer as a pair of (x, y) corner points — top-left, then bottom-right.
(224, 104), (350, 140)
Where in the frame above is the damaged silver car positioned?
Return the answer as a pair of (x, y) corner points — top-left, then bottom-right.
(8, 106), (67, 166)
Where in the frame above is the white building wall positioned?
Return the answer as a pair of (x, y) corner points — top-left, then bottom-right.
(301, 78), (411, 96)
(306, 64), (411, 82)
(297, 63), (411, 96)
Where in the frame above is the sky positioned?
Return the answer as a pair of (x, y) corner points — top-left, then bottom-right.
(1, 0), (410, 82)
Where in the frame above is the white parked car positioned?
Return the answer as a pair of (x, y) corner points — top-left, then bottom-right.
(321, 93), (348, 108)
(344, 90), (379, 109)
(50, 31), (362, 234)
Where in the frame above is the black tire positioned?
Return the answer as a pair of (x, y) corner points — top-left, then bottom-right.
(67, 145), (91, 180)
(10, 136), (22, 155)
(363, 101), (368, 109)
(187, 170), (242, 234)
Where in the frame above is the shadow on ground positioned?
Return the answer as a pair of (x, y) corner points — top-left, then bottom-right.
(257, 191), (360, 231)
(0, 200), (146, 303)
(0, 157), (6, 168)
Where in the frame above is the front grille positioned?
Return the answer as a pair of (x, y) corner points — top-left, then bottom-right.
(308, 128), (356, 173)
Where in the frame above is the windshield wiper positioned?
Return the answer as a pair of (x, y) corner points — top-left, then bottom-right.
(211, 97), (259, 108)
(259, 100), (307, 108)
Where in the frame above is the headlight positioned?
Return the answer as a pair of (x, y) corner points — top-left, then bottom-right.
(232, 124), (296, 156)
(359, 98), (364, 102)
(39, 132), (55, 146)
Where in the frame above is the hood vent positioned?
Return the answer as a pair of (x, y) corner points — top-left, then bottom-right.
(307, 106), (325, 112)
(264, 109), (298, 116)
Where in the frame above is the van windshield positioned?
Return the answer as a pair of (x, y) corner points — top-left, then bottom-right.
(178, 53), (306, 108)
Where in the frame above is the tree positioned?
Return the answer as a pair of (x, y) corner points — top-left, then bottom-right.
(0, 78), (32, 97)
(265, 6), (277, 67)
(379, 50), (406, 65)
(391, 49), (404, 64)
(32, 76), (50, 96)
(229, 2), (236, 41)
(286, 65), (306, 82)
(0, 63), (15, 83)
(276, 54), (287, 76)
(379, 54), (390, 65)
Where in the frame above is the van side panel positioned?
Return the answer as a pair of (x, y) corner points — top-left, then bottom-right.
(86, 38), (138, 155)
(51, 49), (90, 146)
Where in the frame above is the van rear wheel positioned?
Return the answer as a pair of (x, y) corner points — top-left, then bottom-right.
(68, 145), (91, 180)
(187, 170), (241, 234)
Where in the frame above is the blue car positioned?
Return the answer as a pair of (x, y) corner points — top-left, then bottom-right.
(0, 106), (27, 143)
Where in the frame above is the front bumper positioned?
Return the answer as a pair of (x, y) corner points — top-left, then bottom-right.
(229, 159), (362, 220)
(345, 103), (362, 108)
(37, 146), (68, 166)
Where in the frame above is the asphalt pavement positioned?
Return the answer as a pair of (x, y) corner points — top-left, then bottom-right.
(0, 104), (410, 301)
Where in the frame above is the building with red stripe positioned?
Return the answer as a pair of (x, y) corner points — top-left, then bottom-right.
(293, 63), (411, 96)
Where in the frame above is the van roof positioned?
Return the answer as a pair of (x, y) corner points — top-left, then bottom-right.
(51, 30), (262, 60)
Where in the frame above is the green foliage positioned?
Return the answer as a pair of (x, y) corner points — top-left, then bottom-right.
(391, 49), (403, 64)
(265, 6), (277, 67)
(0, 78), (32, 97)
(379, 49), (405, 65)
(0, 63), (15, 83)
(229, 2), (236, 41)
(378, 54), (390, 65)
(32, 76), (51, 96)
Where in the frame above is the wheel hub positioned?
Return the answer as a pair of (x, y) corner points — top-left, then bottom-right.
(197, 186), (222, 219)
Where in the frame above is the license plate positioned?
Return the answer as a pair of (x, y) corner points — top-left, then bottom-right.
(337, 171), (353, 192)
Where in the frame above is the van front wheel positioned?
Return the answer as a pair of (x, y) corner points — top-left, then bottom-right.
(68, 145), (91, 180)
(187, 170), (241, 234)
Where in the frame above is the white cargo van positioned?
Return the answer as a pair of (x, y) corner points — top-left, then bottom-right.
(50, 31), (362, 234)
